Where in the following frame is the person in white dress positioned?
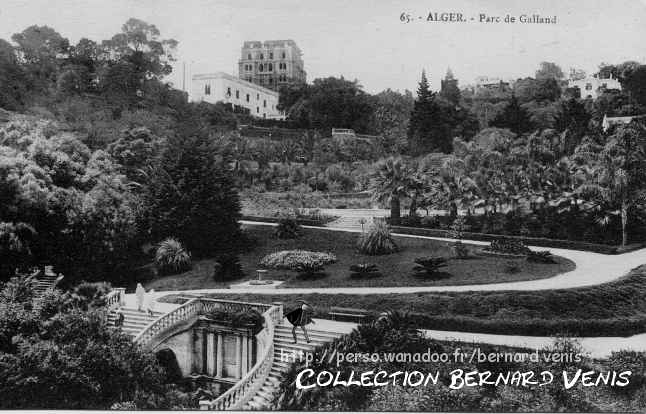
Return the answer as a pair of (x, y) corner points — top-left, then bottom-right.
(146, 289), (156, 317)
(135, 283), (145, 311)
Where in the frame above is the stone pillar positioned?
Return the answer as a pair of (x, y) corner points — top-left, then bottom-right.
(241, 335), (249, 375)
(236, 335), (242, 379)
(192, 329), (203, 374)
(206, 332), (215, 376)
(216, 333), (223, 378)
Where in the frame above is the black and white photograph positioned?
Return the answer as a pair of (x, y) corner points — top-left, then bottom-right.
(0, 0), (646, 411)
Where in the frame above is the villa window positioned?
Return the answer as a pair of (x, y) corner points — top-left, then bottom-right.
(259, 64), (263, 72)
(247, 53), (251, 59)
(204, 84), (211, 95)
(236, 90), (240, 99)
(263, 99), (267, 108)
(257, 107), (259, 113)
(268, 63), (273, 71)
(281, 52), (286, 59)
(257, 93), (260, 100)
(260, 53), (264, 60)
(226, 87), (231, 97)
(246, 94), (250, 102)
(269, 52), (273, 59)
(586, 83), (592, 90)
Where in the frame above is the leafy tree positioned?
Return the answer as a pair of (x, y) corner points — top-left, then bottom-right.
(0, 118), (143, 282)
(287, 76), (374, 133)
(370, 88), (414, 153)
(535, 61), (564, 80)
(101, 18), (177, 82)
(490, 95), (533, 134)
(11, 25), (69, 88)
(0, 39), (28, 110)
(108, 126), (162, 182)
(0, 276), (190, 409)
(623, 65), (646, 106)
(0, 222), (36, 280)
(145, 130), (242, 257)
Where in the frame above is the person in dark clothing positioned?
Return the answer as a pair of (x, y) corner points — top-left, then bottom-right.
(284, 300), (315, 344)
(114, 307), (125, 328)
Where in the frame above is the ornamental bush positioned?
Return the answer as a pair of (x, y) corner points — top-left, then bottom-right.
(357, 222), (398, 255)
(412, 257), (448, 278)
(155, 238), (192, 276)
(485, 237), (531, 255)
(349, 263), (382, 279)
(259, 250), (337, 271)
(275, 217), (301, 239)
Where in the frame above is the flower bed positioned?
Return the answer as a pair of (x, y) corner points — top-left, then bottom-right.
(259, 250), (337, 271)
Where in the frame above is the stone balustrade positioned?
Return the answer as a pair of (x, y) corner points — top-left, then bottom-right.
(199, 303), (282, 410)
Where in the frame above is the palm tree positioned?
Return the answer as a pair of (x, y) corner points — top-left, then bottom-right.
(574, 122), (646, 246)
(370, 157), (412, 222)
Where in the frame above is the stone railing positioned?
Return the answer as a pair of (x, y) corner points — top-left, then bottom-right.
(134, 297), (202, 346)
(134, 297), (277, 348)
(199, 303), (283, 411)
(105, 287), (125, 311)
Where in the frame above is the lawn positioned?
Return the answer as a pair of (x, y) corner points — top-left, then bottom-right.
(145, 224), (574, 291)
(160, 264), (646, 337)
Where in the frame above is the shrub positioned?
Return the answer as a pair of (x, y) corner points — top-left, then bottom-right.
(213, 253), (244, 282)
(295, 262), (326, 279)
(449, 216), (470, 239)
(349, 263), (382, 279)
(206, 308), (264, 333)
(260, 250), (337, 271)
(504, 261), (521, 274)
(275, 217), (301, 239)
(357, 222), (398, 255)
(155, 238), (192, 276)
(527, 250), (557, 264)
(66, 281), (112, 310)
(452, 241), (469, 259)
(485, 237), (531, 255)
(412, 257), (448, 278)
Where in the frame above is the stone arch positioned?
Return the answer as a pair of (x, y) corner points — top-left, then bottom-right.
(156, 348), (182, 383)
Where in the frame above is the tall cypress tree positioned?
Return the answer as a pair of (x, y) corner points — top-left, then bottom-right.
(407, 70), (452, 155)
(145, 131), (242, 257)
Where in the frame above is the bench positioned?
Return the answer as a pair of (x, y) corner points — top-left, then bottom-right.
(328, 306), (372, 323)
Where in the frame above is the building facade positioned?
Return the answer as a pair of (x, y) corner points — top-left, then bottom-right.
(191, 72), (283, 119)
(474, 76), (511, 92)
(238, 40), (306, 91)
(568, 74), (621, 99)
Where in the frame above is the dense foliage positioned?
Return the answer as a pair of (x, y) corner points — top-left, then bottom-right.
(0, 276), (193, 409)
(275, 312), (646, 411)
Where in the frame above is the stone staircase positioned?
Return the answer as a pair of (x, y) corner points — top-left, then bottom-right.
(31, 273), (60, 298)
(243, 323), (347, 410)
(107, 307), (165, 337)
(326, 215), (370, 230)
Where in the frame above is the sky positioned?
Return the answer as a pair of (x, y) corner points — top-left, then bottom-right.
(1, 0), (645, 94)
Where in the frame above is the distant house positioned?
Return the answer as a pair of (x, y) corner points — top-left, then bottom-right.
(474, 76), (511, 92)
(602, 114), (646, 132)
(569, 74), (621, 100)
(191, 72), (284, 120)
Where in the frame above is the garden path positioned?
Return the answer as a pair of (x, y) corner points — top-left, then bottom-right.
(120, 221), (646, 356)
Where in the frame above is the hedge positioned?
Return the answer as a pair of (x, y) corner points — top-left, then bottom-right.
(388, 225), (646, 255)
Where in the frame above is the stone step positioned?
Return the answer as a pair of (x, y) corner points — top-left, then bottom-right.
(274, 336), (328, 346)
(256, 388), (276, 401)
(250, 395), (270, 406)
(275, 327), (343, 339)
